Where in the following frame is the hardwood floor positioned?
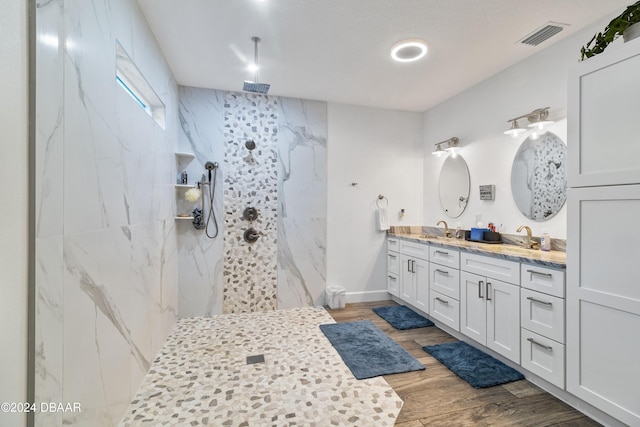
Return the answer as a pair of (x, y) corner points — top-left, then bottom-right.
(326, 301), (600, 427)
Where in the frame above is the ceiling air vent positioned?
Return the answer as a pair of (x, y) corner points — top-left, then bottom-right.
(518, 22), (569, 46)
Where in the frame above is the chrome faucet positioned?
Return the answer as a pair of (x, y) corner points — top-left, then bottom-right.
(517, 225), (539, 249)
(437, 220), (451, 238)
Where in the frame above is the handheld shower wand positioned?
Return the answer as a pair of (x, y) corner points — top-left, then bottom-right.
(199, 161), (220, 238)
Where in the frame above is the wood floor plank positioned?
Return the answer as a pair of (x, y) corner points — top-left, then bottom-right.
(326, 301), (601, 427)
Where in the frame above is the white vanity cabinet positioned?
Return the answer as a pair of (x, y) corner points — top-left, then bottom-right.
(399, 240), (429, 313)
(567, 38), (640, 426)
(460, 253), (521, 363)
(387, 238), (400, 297)
(520, 265), (566, 388)
(429, 246), (460, 331)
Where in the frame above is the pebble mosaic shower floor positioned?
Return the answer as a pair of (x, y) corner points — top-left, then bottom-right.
(119, 307), (402, 426)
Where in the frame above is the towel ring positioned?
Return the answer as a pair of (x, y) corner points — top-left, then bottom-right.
(376, 194), (389, 208)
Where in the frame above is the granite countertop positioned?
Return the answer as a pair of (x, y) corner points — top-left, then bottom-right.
(389, 232), (566, 269)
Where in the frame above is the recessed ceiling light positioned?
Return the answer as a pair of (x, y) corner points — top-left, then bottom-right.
(391, 39), (428, 62)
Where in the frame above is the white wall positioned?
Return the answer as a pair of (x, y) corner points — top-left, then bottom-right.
(0, 0), (28, 425)
(422, 15), (621, 240)
(327, 103), (423, 301)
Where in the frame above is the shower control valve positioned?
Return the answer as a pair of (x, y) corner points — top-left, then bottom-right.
(244, 227), (260, 244)
(243, 207), (259, 221)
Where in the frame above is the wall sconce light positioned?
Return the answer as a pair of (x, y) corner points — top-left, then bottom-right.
(504, 107), (553, 138)
(432, 137), (459, 156)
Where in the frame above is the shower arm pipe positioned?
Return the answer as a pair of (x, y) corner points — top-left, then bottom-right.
(252, 36), (260, 83)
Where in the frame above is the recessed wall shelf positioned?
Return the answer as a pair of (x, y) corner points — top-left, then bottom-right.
(175, 152), (195, 178)
(175, 152), (197, 220)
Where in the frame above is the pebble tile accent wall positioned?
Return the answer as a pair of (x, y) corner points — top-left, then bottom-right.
(222, 92), (279, 313)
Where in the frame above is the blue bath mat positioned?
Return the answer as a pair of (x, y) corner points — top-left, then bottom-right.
(423, 341), (524, 388)
(372, 305), (435, 330)
(320, 320), (425, 379)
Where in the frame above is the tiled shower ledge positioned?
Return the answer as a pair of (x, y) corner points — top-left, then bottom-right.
(119, 307), (402, 426)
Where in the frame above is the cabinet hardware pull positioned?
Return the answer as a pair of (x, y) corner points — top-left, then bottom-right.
(435, 269), (449, 275)
(388, 276), (396, 280)
(526, 296), (552, 306)
(411, 259), (416, 273)
(527, 337), (553, 351)
(478, 280), (484, 299)
(435, 250), (449, 256)
(435, 297), (449, 305)
(486, 282), (492, 301)
(527, 269), (553, 278)
(407, 259), (411, 272)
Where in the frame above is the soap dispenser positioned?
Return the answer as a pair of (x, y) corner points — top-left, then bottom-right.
(541, 229), (551, 251)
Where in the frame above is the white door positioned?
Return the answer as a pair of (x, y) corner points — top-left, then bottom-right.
(486, 279), (520, 363)
(567, 185), (640, 426)
(399, 254), (415, 302)
(460, 271), (486, 345)
(413, 258), (429, 313)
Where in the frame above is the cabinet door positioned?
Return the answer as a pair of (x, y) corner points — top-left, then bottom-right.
(567, 185), (640, 426)
(431, 290), (460, 331)
(430, 263), (460, 300)
(521, 288), (564, 343)
(387, 273), (399, 297)
(399, 254), (415, 302)
(388, 251), (400, 275)
(460, 271), (486, 345)
(568, 40), (640, 187)
(486, 279), (520, 364)
(413, 258), (429, 313)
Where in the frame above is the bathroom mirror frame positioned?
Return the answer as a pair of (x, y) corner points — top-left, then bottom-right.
(510, 131), (567, 221)
(438, 154), (470, 218)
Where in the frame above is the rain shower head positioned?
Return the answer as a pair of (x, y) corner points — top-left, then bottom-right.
(243, 36), (270, 95)
(243, 80), (270, 94)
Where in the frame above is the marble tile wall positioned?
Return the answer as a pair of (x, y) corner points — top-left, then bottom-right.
(177, 89), (327, 316)
(277, 97), (327, 308)
(35, 0), (179, 425)
(176, 87), (226, 317)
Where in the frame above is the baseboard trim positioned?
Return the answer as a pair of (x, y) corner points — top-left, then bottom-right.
(345, 290), (390, 303)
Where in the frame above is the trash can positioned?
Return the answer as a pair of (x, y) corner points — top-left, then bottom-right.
(326, 285), (346, 309)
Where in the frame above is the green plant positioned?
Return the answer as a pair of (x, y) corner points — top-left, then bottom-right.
(580, 1), (640, 61)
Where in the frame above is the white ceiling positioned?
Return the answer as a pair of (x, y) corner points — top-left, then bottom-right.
(136, 0), (627, 112)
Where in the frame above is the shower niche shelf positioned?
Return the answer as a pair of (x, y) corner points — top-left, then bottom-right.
(175, 152), (196, 220)
(175, 151), (195, 169)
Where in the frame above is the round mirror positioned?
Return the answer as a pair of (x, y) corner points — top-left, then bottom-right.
(511, 131), (567, 221)
(439, 154), (470, 218)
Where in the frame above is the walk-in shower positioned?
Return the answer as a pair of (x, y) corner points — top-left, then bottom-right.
(196, 161), (219, 238)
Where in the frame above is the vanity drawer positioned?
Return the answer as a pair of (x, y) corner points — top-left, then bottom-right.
(388, 237), (399, 253)
(387, 273), (399, 297)
(521, 329), (565, 389)
(461, 252), (520, 285)
(521, 288), (565, 343)
(521, 265), (565, 298)
(429, 246), (460, 268)
(430, 290), (460, 331)
(430, 263), (460, 300)
(388, 251), (400, 275)
(400, 240), (429, 261)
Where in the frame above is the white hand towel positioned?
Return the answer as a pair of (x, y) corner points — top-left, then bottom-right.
(377, 207), (390, 231)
